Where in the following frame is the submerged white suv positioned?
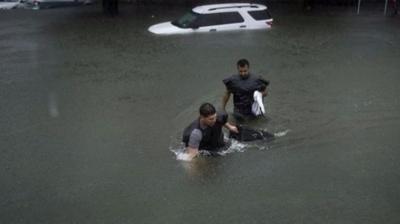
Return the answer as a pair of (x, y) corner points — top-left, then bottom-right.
(148, 3), (273, 35)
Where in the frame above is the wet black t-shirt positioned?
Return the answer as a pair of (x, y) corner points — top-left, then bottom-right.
(223, 74), (268, 116)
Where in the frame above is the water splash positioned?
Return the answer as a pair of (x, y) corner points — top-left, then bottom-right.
(273, 129), (290, 137)
(169, 145), (192, 161)
(176, 152), (194, 161)
(170, 147), (215, 162)
(218, 139), (248, 156)
(170, 129), (290, 161)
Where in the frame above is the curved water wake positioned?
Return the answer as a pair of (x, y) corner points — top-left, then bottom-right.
(169, 140), (249, 162)
(175, 151), (193, 161)
(169, 144), (191, 161)
(170, 129), (289, 161)
(273, 129), (290, 137)
(218, 139), (249, 155)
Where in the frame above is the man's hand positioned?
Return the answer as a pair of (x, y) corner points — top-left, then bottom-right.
(225, 122), (239, 134)
(230, 126), (239, 134)
(186, 147), (199, 160)
(262, 88), (268, 97)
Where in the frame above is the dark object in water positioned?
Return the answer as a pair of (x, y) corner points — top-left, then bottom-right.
(229, 125), (274, 142)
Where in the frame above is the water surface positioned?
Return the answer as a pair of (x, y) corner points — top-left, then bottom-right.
(1, 4), (400, 224)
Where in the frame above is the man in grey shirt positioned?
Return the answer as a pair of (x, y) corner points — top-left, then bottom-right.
(182, 103), (238, 160)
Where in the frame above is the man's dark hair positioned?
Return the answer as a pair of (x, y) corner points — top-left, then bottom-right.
(237, 59), (250, 68)
(199, 103), (216, 117)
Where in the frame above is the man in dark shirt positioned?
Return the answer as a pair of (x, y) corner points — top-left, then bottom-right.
(182, 103), (238, 160)
(222, 59), (269, 121)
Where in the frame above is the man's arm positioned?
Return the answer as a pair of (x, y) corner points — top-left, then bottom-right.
(184, 129), (202, 160)
(222, 90), (231, 111)
(224, 122), (238, 134)
(185, 147), (199, 160)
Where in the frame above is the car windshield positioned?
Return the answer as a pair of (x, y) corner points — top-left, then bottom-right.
(172, 11), (199, 28)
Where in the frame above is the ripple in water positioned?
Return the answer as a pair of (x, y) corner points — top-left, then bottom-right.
(170, 129), (289, 161)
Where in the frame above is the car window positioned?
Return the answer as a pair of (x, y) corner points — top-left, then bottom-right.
(195, 12), (244, 27)
(220, 12), (244, 24)
(172, 11), (200, 28)
(248, 9), (272, 20)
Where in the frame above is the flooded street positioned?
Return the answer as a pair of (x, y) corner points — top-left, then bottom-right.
(1, 3), (400, 223)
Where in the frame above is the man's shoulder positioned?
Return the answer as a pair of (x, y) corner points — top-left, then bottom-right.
(217, 110), (228, 116)
(189, 128), (203, 139)
(223, 74), (240, 84)
(250, 73), (269, 85)
(225, 74), (241, 80)
(216, 111), (228, 124)
(249, 73), (261, 79)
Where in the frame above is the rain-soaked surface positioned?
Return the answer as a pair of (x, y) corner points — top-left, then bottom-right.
(1, 3), (400, 223)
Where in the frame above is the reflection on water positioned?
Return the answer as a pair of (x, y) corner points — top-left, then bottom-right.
(48, 92), (60, 118)
(180, 157), (216, 177)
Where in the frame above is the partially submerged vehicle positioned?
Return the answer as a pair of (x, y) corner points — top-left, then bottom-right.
(0, 0), (22, 9)
(148, 3), (273, 35)
(24, 0), (92, 9)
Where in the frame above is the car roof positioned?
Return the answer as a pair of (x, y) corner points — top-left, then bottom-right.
(192, 3), (267, 14)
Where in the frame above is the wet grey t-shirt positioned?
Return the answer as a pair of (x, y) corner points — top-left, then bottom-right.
(188, 122), (207, 148)
(188, 129), (202, 148)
